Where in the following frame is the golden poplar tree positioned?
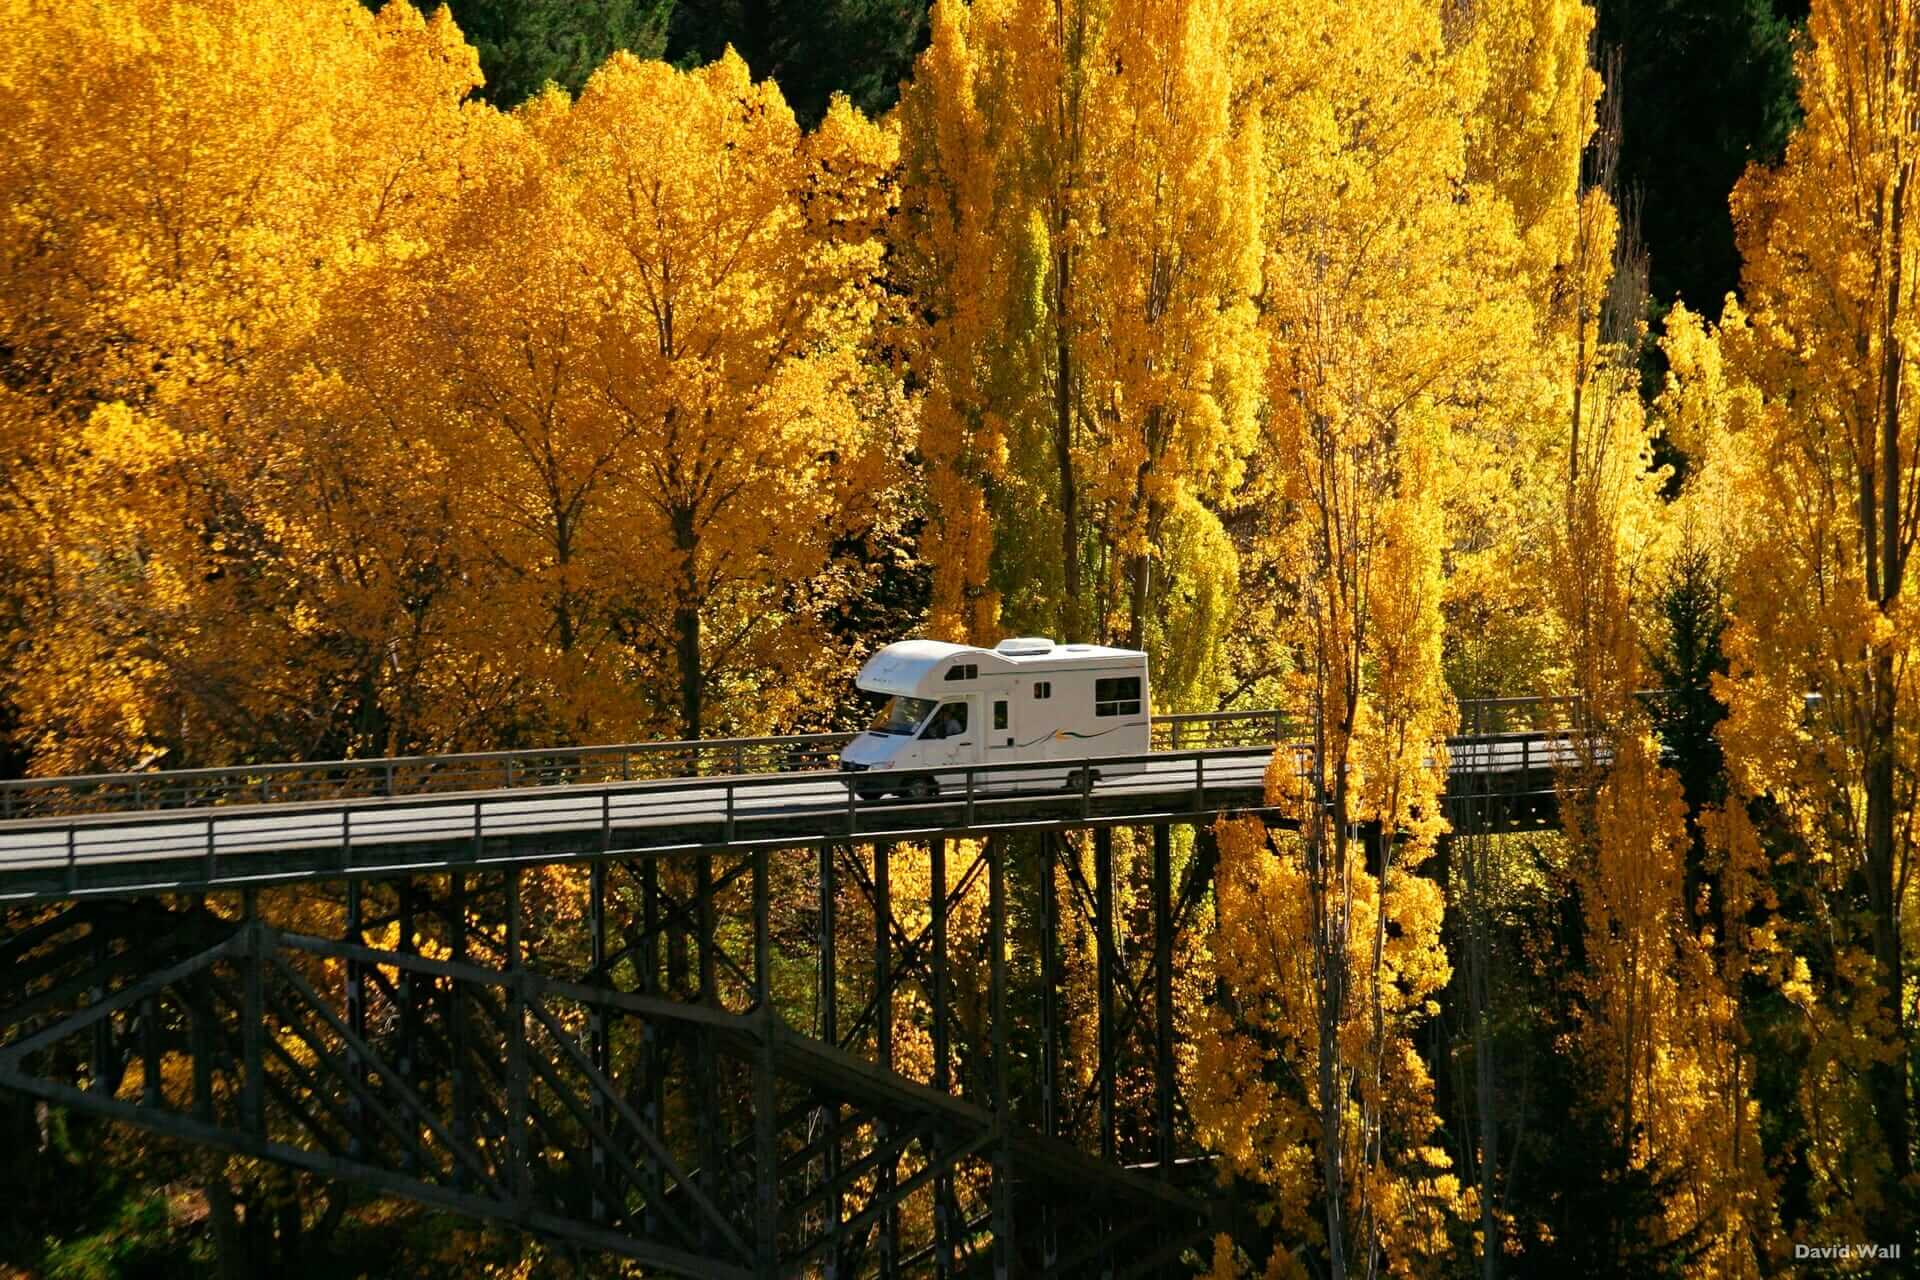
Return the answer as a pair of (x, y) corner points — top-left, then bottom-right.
(891, 0), (1008, 644)
(368, 51), (901, 743)
(896, 0), (1262, 707)
(1668, 0), (1920, 1235)
(1489, 16), (1775, 1265)
(0, 0), (481, 771)
(557, 53), (903, 738)
(1190, 0), (1526, 1270)
(1069, 0), (1262, 673)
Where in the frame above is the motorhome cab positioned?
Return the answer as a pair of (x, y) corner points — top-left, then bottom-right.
(838, 637), (1150, 799)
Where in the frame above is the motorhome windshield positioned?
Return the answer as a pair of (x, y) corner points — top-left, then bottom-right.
(871, 695), (937, 735)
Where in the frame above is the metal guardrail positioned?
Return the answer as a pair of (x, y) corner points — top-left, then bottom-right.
(0, 737), (1570, 899)
(0, 731), (1585, 900)
(0, 747), (1256, 894)
(0, 697), (1587, 823)
(1456, 694), (1587, 737)
(0, 713), (1299, 820)
(0, 733), (855, 821)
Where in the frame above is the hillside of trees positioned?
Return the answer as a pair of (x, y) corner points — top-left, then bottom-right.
(2, 0), (1915, 1275)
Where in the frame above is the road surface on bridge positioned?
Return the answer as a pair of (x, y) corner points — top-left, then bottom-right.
(0, 730), (1582, 900)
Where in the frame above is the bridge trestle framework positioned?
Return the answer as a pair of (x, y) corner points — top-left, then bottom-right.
(0, 699), (1584, 1276)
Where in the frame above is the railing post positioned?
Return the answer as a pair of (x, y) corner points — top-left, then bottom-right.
(65, 823), (77, 894)
(965, 768), (976, 829)
(383, 762), (395, 797)
(204, 815), (216, 887)
(726, 780), (737, 844)
(1193, 754), (1205, 813)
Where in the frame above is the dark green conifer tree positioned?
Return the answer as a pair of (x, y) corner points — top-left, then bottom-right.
(1596, 0), (1803, 311)
(666, 0), (928, 124)
(367, 0), (675, 105)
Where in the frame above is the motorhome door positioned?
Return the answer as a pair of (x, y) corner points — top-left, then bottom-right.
(916, 695), (979, 772)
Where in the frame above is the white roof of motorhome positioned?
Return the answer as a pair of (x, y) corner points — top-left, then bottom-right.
(856, 638), (1145, 697)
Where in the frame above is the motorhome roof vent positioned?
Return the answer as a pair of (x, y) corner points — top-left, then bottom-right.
(994, 636), (1055, 656)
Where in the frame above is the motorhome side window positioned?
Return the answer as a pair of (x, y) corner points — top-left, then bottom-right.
(944, 663), (977, 681)
(1095, 677), (1141, 717)
(1033, 681), (1051, 699)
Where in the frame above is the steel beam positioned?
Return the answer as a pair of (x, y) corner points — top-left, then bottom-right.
(874, 841), (897, 1276)
(989, 835), (1014, 1277)
(1096, 826), (1115, 1167)
(1154, 822), (1174, 1176)
(930, 835), (954, 1277)
(819, 842), (842, 1277)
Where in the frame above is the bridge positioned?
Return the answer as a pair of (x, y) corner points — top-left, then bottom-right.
(0, 698), (1585, 1277)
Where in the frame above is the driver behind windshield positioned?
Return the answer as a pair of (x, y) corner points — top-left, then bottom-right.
(923, 704), (965, 739)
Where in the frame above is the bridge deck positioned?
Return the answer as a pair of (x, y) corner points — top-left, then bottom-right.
(0, 731), (1583, 901)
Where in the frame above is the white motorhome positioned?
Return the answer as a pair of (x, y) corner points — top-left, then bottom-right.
(838, 637), (1150, 799)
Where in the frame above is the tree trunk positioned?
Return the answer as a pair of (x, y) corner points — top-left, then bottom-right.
(1858, 140), (1904, 1205)
(1127, 546), (1149, 652)
(1865, 653), (1909, 1182)
(1126, 425), (1164, 652)
(1055, 240), (1082, 643)
(1317, 831), (1349, 1280)
(672, 507), (701, 741)
(206, 1177), (250, 1280)
(1317, 693), (1350, 1279)
(1471, 880), (1499, 1280)
(1864, 155), (1909, 1190)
